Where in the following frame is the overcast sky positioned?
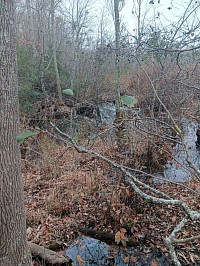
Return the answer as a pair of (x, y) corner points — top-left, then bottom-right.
(93, 0), (200, 35)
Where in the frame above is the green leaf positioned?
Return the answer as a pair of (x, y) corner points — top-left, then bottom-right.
(17, 130), (39, 145)
(73, 134), (81, 142)
(62, 89), (74, 96)
(121, 95), (137, 107)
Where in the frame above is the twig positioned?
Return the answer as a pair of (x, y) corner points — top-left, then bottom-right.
(123, 165), (200, 196)
(173, 234), (200, 244)
(178, 81), (200, 92)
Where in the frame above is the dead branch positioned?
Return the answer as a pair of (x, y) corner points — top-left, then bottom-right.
(50, 122), (200, 219)
(173, 234), (200, 244)
(165, 218), (188, 266)
(50, 122), (200, 266)
(178, 81), (200, 92)
(29, 242), (71, 265)
(123, 165), (200, 196)
(135, 59), (200, 182)
(78, 227), (138, 247)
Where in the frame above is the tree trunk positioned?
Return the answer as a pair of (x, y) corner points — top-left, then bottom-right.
(0, 1), (32, 265)
(113, 0), (127, 151)
(114, 0), (121, 110)
(51, 0), (62, 102)
(26, 0), (36, 53)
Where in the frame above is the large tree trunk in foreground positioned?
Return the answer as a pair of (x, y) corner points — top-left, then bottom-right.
(0, 1), (32, 265)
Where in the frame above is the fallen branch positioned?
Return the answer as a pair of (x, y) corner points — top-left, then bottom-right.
(173, 234), (200, 244)
(165, 217), (188, 266)
(49, 122), (200, 220)
(50, 122), (200, 266)
(29, 242), (71, 265)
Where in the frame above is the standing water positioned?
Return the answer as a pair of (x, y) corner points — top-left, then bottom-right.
(164, 118), (200, 182)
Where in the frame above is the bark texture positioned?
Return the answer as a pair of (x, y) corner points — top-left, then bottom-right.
(29, 242), (71, 265)
(114, 0), (121, 110)
(0, 1), (32, 265)
(51, 0), (62, 102)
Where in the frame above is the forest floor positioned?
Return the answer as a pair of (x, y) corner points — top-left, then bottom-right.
(22, 135), (200, 265)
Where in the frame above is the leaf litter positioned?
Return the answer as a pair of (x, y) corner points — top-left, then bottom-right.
(23, 135), (200, 265)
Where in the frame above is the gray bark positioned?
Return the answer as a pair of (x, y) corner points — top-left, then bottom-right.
(0, 1), (32, 265)
(51, 0), (62, 102)
(26, 0), (35, 53)
(114, 0), (121, 110)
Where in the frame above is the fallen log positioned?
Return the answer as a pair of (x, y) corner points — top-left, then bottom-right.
(78, 227), (138, 247)
(29, 242), (71, 265)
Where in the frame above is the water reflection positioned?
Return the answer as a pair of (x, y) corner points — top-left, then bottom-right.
(164, 118), (200, 182)
(64, 236), (170, 266)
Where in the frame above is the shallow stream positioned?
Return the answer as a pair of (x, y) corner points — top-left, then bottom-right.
(98, 104), (200, 183)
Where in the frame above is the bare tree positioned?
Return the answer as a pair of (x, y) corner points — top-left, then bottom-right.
(63, 0), (95, 97)
(114, 0), (121, 110)
(51, 0), (62, 102)
(0, 1), (32, 265)
(25, 0), (36, 53)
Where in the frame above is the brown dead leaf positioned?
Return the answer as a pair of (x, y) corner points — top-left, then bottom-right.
(151, 260), (158, 266)
(148, 224), (156, 229)
(121, 239), (127, 247)
(172, 216), (177, 223)
(120, 233), (128, 242)
(120, 228), (127, 233)
(123, 256), (130, 263)
(130, 256), (137, 263)
(77, 255), (84, 265)
(116, 210), (121, 215)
